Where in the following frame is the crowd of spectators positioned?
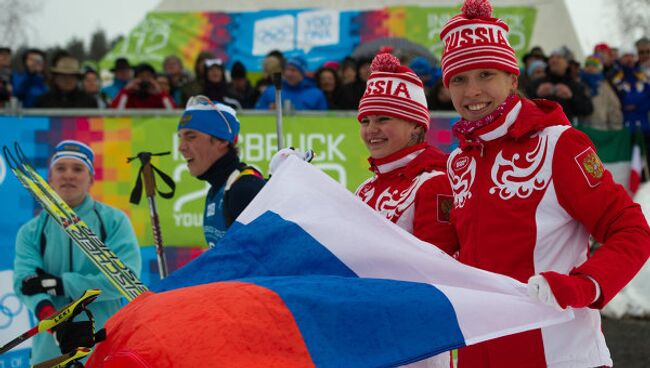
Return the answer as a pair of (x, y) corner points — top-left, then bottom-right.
(0, 38), (648, 133)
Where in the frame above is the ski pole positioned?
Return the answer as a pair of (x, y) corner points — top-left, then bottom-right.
(33, 347), (91, 368)
(128, 152), (175, 279)
(272, 71), (284, 150)
(0, 289), (101, 355)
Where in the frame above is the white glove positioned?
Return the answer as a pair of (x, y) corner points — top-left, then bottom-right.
(527, 275), (562, 310)
(268, 147), (315, 176)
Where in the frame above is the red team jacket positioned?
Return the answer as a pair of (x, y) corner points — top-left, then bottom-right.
(448, 97), (650, 367)
(356, 142), (457, 256)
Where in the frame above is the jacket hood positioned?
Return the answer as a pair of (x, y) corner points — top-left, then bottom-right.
(368, 143), (447, 178)
(508, 98), (571, 140)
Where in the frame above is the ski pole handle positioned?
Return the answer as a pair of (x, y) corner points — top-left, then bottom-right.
(128, 152), (171, 279)
(143, 160), (156, 198)
(141, 158), (169, 278)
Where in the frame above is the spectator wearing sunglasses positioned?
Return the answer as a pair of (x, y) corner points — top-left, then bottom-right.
(177, 95), (265, 248)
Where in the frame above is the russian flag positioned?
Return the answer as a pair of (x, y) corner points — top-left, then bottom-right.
(630, 128), (645, 194)
(87, 157), (572, 368)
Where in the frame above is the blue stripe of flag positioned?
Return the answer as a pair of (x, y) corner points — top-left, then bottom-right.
(250, 275), (466, 368)
(154, 211), (356, 292)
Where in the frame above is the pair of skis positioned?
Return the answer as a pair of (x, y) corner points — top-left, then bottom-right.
(2, 143), (148, 301)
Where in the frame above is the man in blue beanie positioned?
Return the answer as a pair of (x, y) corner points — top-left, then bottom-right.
(13, 139), (141, 365)
(178, 95), (266, 248)
(255, 56), (328, 110)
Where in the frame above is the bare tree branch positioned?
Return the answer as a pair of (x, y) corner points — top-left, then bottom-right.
(0, 0), (43, 48)
(616, 0), (650, 45)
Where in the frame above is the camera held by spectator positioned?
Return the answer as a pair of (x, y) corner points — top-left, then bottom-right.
(111, 63), (175, 109)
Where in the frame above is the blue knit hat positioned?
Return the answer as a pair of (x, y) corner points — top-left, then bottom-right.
(286, 56), (307, 75)
(178, 95), (240, 144)
(527, 59), (547, 77)
(409, 57), (432, 77)
(50, 140), (95, 175)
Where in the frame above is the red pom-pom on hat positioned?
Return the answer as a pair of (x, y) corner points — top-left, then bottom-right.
(370, 53), (400, 73)
(461, 0), (493, 19)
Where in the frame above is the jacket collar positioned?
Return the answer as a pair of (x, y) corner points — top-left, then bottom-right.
(475, 100), (522, 142)
(368, 143), (428, 175)
(197, 149), (240, 189)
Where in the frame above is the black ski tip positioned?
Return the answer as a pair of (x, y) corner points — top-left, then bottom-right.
(14, 141), (29, 164)
(2, 144), (17, 170)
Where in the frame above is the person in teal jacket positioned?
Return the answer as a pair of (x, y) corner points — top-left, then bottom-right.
(12, 139), (141, 365)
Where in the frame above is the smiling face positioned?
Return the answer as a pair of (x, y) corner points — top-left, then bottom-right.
(49, 158), (93, 207)
(178, 128), (229, 177)
(359, 115), (422, 159)
(448, 69), (517, 122)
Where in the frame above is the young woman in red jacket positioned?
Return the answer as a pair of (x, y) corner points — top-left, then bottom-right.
(354, 52), (458, 368)
(440, 0), (650, 367)
(355, 52), (458, 258)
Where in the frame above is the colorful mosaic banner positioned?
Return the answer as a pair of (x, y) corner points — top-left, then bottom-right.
(100, 6), (536, 73)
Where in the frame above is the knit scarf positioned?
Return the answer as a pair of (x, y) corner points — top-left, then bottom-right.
(452, 94), (519, 137)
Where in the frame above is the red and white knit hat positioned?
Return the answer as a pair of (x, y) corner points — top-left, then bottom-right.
(439, 0), (520, 87)
(357, 53), (430, 130)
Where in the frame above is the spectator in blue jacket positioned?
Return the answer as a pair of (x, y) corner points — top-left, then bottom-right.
(255, 56), (328, 111)
(11, 48), (48, 108)
(612, 48), (650, 133)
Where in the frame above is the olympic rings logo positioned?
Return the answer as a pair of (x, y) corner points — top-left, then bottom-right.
(255, 25), (293, 44)
(0, 293), (24, 329)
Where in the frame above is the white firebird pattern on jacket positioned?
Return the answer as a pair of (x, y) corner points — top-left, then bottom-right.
(358, 171), (442, 224)
(448, 154), (476, 208)
(449, 131), (554, 207)
(489, 132), (552, 200)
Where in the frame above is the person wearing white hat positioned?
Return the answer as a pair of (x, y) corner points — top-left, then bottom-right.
(13, 139), (141, 365)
